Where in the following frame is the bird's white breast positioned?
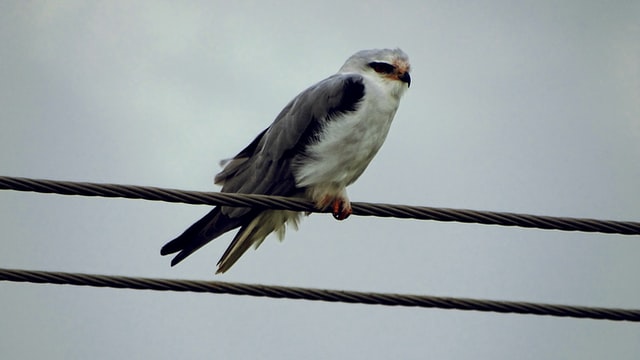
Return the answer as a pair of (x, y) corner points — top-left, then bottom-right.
(293, 76), (402, 190)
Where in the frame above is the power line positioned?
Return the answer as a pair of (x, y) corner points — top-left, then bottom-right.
(1, 268), (638, 322)
(2, 176), (638, 322)
(1, 175), (639, 235)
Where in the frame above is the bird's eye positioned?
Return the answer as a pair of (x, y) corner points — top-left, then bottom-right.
(369, 62), (395, 74)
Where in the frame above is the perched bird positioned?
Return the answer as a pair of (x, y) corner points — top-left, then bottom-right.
(161, 48), (411, 273)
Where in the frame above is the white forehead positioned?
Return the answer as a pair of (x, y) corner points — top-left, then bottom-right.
(339, 48), (410, 72)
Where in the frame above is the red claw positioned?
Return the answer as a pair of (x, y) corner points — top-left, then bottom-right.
(332, 198), (352, 220)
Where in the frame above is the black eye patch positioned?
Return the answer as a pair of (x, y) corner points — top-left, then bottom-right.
(368, 62), (396, 74)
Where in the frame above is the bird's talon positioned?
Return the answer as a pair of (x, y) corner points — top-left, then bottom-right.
(332, 199), (352, 220)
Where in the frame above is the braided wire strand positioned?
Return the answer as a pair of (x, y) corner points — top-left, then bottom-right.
(1, 268), (638, 322)
(1, 175), (639, 235)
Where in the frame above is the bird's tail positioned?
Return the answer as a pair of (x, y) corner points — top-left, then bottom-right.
(161, 207), (245, 266)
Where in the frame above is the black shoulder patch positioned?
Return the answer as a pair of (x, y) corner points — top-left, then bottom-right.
(284, 77), (365, 165)
(327, 77), (365, 118)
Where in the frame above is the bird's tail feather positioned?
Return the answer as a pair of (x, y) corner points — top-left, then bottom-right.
(161, 207), (245, 266)
(216, 210), (300, 273)
(215, 218), (264, 273)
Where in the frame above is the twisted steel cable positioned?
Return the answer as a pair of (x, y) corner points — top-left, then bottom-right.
(1, 175), (639, 235)
(1, 268), (638, 322)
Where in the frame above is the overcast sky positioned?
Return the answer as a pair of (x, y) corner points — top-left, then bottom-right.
(1, 1), (639, 359)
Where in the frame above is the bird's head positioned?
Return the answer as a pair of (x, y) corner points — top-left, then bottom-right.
(339, 48), (411, 97)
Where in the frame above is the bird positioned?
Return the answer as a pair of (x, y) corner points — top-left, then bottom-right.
(161, 48), (411, 273)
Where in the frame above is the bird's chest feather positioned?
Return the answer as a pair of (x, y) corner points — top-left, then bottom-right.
(293, 87), (399, 188)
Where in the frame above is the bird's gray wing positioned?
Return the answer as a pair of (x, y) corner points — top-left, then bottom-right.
(214, 72), (366, 218)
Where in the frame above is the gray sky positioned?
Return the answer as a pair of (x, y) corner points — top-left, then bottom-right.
(1, 1), (639, 358)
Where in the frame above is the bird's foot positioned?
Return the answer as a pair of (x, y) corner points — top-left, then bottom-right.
(316, 195), (352, 220)
(331, 198), (352, 220)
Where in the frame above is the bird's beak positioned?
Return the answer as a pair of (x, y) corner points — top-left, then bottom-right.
(399, 72), (411, 88)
